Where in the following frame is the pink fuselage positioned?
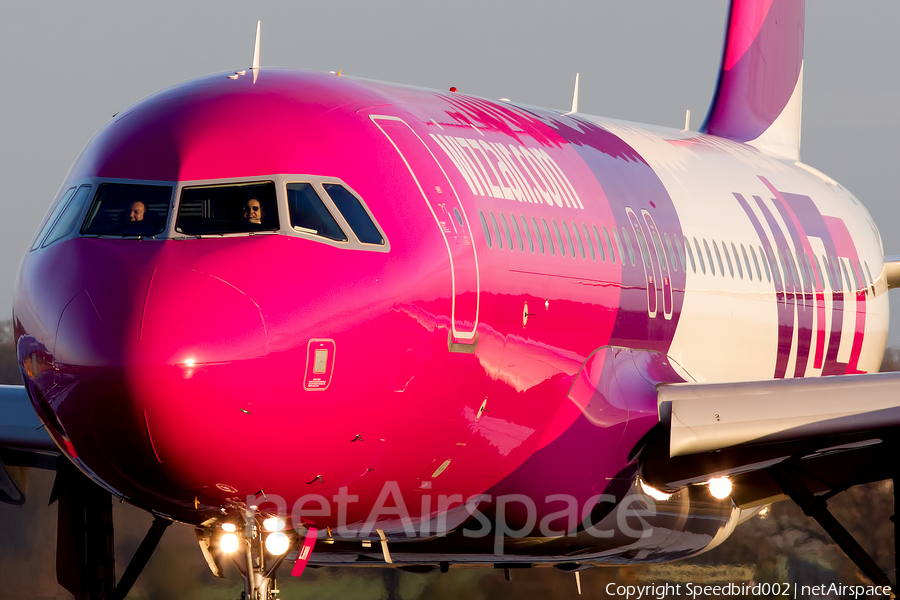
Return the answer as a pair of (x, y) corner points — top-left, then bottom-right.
(14, 68), (886, 564)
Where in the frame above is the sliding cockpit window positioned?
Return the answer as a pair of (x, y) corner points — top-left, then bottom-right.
(287, 183), (347, 242)
(81, 183), (172, 237)
(176, 181), (278, 235)
(323, 184), (385, 245)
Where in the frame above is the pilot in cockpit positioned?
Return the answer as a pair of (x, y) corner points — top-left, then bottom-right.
(242, 198), (264, 226)
(128, 201), (147, 222)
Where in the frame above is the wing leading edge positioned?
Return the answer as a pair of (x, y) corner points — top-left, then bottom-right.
(641, 372), (900, 507)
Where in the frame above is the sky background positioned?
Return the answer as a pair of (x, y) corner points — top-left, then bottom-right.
(2, 2), (899, 342)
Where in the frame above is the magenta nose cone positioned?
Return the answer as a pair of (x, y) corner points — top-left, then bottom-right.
(39, 260), (271, 509)
(138, 266), (268, 365)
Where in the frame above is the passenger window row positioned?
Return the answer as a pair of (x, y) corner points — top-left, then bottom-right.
(478, 209), (633, 266)
(683, 234), (874, 295)
(475, 208), (875, 296)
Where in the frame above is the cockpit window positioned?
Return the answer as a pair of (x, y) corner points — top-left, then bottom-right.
(81, 183), (172, 237)
(175, 181), (278, 235)
(31, 187), (76, 250)
(43, 185), (93, 247)
(287, 183), (347, 242)
(323, 184), (384, 245)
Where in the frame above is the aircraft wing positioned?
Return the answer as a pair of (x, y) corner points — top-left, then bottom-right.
(0, 384), (59, 504)
(641, 372), (900, 507)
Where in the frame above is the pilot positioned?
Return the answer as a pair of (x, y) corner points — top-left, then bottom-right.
(243, 198), (263, 225)
(128, 201), (147, 222)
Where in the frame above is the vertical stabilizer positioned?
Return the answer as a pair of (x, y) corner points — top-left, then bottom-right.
(701, 0), (804, 160)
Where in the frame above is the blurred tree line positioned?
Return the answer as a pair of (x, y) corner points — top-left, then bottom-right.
(0, 318), (18, 384)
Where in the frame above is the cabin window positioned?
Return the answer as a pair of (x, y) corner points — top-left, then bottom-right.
(543, 218), (555, 256)
(582, 224), (594, 260)
(322, 184), (384, 245)
(850, 259), (862, 291)
(31, 187), (76, 250)
(552, 220), (565, 257)
(693, 238), (705, 274)
(633, 222), (653, 269)
(621, 228), (635, 266)
(815, 254), (828, 289)
(712, 240), (724, 276)
(533, 217), (545, 254)
(684, 236), (696, 272)
(809, 254), (822, 288)
(500, 213), (513, 251)
(284, 183), (345, 241)
(731, 243), (743, 279)
(511, 214), (524, 252)
(790, 250), (805, 291)
(765, 247), (780, 286)
(740, 245), (752, 281)
(670, 234), (685, 272)
(44, 185), (94, 246)
(490, 212), (503, 250)
(720, 242), (733, 278)
(479, 211), (492, 248)
(649, 228), (667, 271)
(760, 247), (771, 282)
(521, 216), (534, 253)
(841, 259), (854, 291)
(572, 222), (584, 259)
(604, 226), (616, 263)
(176, 181), (279, 235)
(563, 222), (576, 258)
(779, 250), (795, 288)
(593, 225), (605, 262)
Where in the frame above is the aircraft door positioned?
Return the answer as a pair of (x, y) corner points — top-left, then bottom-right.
(371, 115), (480, 347)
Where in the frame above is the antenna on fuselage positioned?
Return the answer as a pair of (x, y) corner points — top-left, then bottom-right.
(562, 73), (579, 116)
(251, 20), (261, 83)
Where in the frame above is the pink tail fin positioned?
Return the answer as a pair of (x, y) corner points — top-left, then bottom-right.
(701, 0), (804, 160)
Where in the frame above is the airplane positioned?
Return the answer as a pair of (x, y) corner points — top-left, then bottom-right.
(4, 0), (900, 598)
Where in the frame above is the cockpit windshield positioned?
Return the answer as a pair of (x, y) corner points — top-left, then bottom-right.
(175, 181), (278, 235)
(81, 183), (172, 237)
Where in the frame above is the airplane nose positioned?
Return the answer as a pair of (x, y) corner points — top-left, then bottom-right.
(138, 266), (268, 364)
(43, 261), (270, 508)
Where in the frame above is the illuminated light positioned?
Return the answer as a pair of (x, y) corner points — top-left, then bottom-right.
(449, 86), (457, 93)
(220, 532), (239, 553)
(263, 517), (285, 532)
(221, 522), (236, 532)
(184, 358), (195, 367)
(708, 476), (732, 499)
(639, 480), (672, 501)
(265, 531), (290, 555)
(758, 505), (771, 519)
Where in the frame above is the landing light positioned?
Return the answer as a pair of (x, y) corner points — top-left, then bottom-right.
(708, 476), (732, 499)
(220, 532), (239, 553)
(221, 522), (236, 532)
(265, 531), (290, 555)
(263, 517), (285, 532)
(639, 480), (672, 501)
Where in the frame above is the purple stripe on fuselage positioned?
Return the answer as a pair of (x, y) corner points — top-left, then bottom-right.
(532, 112), (686, 352)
